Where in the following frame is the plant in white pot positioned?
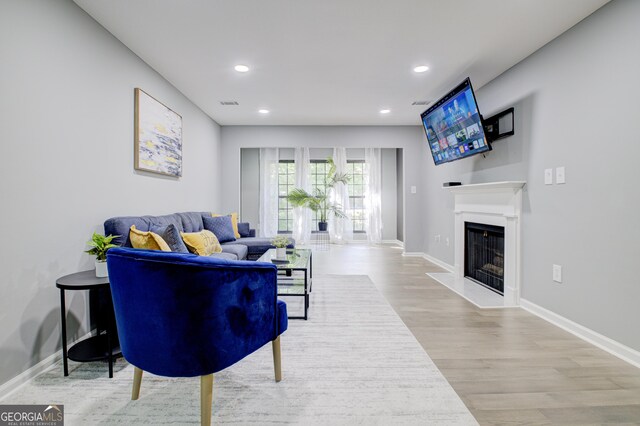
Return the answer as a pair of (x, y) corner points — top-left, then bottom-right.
(271, 235), (290, 260)
(85, 232), (119, 277)
(287, 158), (350, 231)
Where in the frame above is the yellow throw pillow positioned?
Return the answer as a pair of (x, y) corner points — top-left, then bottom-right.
(212, 212), (240, 239)
(180, 230), (222, 256)
(129, 225), (171, 251)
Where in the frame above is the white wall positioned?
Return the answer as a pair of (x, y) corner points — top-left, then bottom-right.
(0, 0), (222, 386)
(221, 126), (426, 252)
(422, 0), (640, 351)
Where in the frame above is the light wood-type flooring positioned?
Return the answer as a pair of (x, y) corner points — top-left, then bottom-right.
(312, 244), (640, 425)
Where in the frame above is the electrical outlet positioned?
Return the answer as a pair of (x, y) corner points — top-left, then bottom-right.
(553, 264), (562, 283)
(445, 237), (450, 246)
(434, 235), (441, 243)
(544, 168), (553, 185)
(556, 166), (566, 184)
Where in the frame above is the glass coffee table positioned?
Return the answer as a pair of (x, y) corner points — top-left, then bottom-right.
(257, 248), (312, 320)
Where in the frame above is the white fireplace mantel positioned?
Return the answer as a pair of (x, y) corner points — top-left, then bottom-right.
(447, 181), (526, 306)
(448, 181), (526, 194)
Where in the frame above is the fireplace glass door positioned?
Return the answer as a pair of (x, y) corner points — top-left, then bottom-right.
(464, 222), (505, 294)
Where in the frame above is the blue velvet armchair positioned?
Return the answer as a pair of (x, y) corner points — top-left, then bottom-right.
(106, 247), (287, 426)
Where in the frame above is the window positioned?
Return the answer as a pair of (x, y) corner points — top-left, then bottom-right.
(346, 161), (365, 232)
(309, 159), (366, 233)
(278, 161), (295, 233)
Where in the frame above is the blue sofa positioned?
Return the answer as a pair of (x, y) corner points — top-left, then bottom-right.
(104, 211), (294, 260)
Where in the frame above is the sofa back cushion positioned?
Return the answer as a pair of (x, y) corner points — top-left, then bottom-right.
(105, 212), (209, 247)
(176, 212), (206, 233)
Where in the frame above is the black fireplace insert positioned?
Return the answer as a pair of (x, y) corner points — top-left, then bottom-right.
(464, 222), (505, 294)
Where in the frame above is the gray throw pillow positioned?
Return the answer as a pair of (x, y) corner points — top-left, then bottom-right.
(151, 223), (189, 253)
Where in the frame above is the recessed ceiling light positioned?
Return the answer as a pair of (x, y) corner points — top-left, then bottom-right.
(258, 109), (270, 114)
(380, 109), (391, 114)
(413, 65), (429, 73)
(234, 64), (249, 73)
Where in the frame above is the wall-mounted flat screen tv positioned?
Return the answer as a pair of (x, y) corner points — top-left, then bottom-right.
(421, 78), (490, 165)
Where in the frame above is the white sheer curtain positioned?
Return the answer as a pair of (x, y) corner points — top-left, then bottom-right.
(259, 148), (279, 238)
(365, 148), (383, 244)
(329, 147), (353, 244)
(292, 147), (311, 245)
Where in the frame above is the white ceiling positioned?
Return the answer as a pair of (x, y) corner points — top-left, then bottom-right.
(73, 0), (609, 126)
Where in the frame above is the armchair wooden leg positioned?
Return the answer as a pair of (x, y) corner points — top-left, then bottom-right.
(201, 374), (214, 426)
(272, 336), (282, 382)
(132, 367), (143, 400)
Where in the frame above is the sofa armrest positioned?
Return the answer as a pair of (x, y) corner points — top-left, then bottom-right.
(237, 222), (255, 238)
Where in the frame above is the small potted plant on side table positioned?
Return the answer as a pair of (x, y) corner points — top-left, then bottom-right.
(85, 232), (119, 277)
(271, 235), (290, 260)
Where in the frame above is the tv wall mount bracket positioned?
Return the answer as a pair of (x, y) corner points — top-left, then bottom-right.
(482, 107), (514, 143)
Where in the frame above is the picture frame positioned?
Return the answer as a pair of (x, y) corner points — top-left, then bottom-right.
(134, 88), (183, 177)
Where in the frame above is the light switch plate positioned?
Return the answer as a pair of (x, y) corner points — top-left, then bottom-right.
(544, 168), (553, 185)
(410, 186), (417, 194)
(553, 264), (562, 283)
(556, 166), (566, 184)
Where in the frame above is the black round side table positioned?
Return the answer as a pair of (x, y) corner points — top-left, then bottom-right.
(56, 270), (122, 378)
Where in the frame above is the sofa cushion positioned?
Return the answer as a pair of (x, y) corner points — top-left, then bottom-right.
(181, 230), (222, 256)
(129, 226), (171, 252)
(176, 212), (205, 233)
(105, 214), (184, 247)
(209, 252), (238, 261)
(150, 224), (189, 253)
(235, 237), (294, 255)
(237, 222), (251, 238)
(203, 216), (236, 243)
(220, 243), (248, 260)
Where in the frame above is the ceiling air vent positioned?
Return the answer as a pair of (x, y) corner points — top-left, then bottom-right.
(411, 100), (430, 106)
(220, 101), (239, 106)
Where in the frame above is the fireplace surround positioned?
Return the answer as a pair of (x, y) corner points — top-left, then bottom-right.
(448, 181), (526, 306)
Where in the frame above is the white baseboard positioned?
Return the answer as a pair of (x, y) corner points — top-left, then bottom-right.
(520, 299), (640, 369)
(401, 251), (424, 257)
(382, 240), (404, 247)
(0, 331), (92, 400)
(422, 254), (454, 273)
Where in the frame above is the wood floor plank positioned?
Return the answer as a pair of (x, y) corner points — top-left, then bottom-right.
(540, 405), (640, 424)
(312, 244), (640, 425)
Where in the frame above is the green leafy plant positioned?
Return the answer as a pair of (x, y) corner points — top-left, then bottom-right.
(287, 158), (350, 223)
(271, 235), (290, 248)
(85, 232), (119, 262)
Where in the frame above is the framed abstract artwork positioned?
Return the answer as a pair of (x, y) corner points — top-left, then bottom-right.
(134, 88), (183, 177)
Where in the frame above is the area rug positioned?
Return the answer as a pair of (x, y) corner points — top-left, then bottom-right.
(2, 275), (477, 425)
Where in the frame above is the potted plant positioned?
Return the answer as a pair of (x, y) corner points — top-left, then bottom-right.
(85, 232), (119, 277)
(271, 235), (290, 259)
(287, 158), (350, 231)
